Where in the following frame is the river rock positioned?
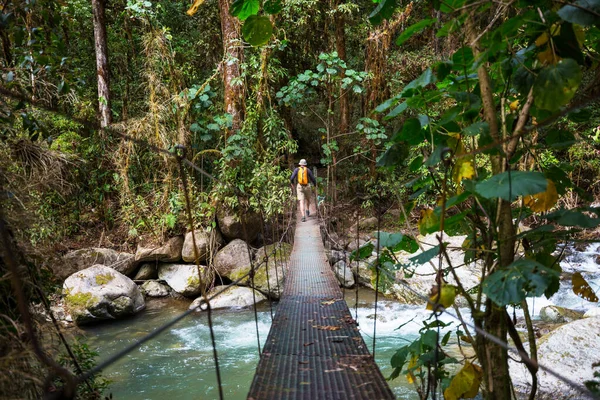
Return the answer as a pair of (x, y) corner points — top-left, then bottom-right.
(59, 248), (136, 280)
(217, 210), (262, 242)
(540, 305), (584, 323)
(333, 260), (355, 288)
(157, 263), (214, 297)
(329, 249), (347, 265)
(181, 228), (223, 263)
(133, 263), (158, 280)
(135, 236), (183, 263)
(141, 281), (170, 297)
(189, 285), (267, 311)
(213, 239), (253, 283)
(63, 265), (145, 325)
(359, 217), (379, 230)
(510, 317), (600, 399)
(253, 243), (291, 299)
(584, 307), (600, 318)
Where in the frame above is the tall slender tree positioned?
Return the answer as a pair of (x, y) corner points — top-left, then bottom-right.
(92, 0), (111, 128)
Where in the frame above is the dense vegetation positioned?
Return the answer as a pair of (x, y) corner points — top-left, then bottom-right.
(1, 0), (600, 399)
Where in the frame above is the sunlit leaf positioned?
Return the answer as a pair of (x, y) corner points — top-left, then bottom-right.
(444, 362), (483, 400)
(418, 209), (439, 235)
(186, 0), (206, 16)
(426, 284), (457, 311)
(453, 158), (475, 185)
(572, 272), (599, 302)
(230, 0), (259, 20)
(524, 180), (558, 212)
(410, 245), (441, 265)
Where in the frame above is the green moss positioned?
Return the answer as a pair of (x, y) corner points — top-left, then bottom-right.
(187, 275), (200, 287)
(65, 292), (96, 308)
(95, 273), (115, 285)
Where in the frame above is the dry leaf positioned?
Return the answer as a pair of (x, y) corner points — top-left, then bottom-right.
(572, 272), (599, 302)
(524, 179), (558, 212)
(186, 0), (206, 16)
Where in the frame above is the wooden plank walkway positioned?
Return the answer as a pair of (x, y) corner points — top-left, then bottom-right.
(247, 206), (395, 400)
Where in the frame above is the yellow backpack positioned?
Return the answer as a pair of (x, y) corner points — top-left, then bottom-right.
(298, 167), (308, 185)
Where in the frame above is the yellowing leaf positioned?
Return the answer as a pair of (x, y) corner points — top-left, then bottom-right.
(406, 355), (418, 384)
(186, 0), (206, 16)
(524, 180), (558, 212)
(537, 48), (561, 65)
(509, 99), (520, 111)
(444, 362), (483, 400)
(426, 284), (457, 311)
(418, 208), (438, 235)
(572, 272), (599, 302)
(535, 32), (549, 47)
(452, 158), (475, 184)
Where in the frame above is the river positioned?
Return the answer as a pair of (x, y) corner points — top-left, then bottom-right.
(80, 244), (600, 399)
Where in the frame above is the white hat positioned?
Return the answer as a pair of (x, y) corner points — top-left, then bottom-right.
(299, 159), (307, 166)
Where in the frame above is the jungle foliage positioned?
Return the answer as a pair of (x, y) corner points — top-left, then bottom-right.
(1, 0), (600, 399)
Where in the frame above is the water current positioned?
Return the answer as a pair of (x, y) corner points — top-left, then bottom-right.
(81, 244), (600, 399)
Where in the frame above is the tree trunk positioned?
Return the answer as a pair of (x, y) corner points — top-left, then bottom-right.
(92, 0), (111, 128)
(218, 0), (244, 139)
(334, 0), (349, 137)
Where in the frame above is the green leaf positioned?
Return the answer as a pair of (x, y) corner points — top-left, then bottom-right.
(567, 108), (592, 123)
(369, 0), (397, 25)
(483, 259), (560, 306)
(385, 102), (408, 120)
(378, 232), (404, 249)
(375, 96), (399, 113)
(404, 68), (435, 91)
(394, 118), (425, 145)
(545, 209), (600, 228)
(533, 59), (582, 112)
(409, 156), (423, 172)
(396, 18), (437, 46)
(242, 15), (273, 46)
(557, 0), (600, 27)
(377, 143), (408, 167)
(475, 171), (547, 201)
(410, 245), (441, 265)
(264, 0), (282, 14)
(463, 121), (489, 136)
(545, 129), (576, 149)
(230, 0), (259, 20)
(350, 243), (375, 261)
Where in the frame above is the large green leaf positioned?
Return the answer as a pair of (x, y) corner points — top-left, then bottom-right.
(230, 0), (259, 20)
(545, 129), (576, 149)
(557, 0), (600, 26)
(350, 243), (375, 261)
(242, 15), (273, 46)
(410, 245), (441, 265)
(369, 0), (398, 25)
(394, 118), (426, 145)
(377, 142), (408, 167)
(533, 59), (582, 112)
(396, 18), (437, 46)
(545, 209), (600, 228)
(475, 171), (547, 201)
(483, 259), (560, 306)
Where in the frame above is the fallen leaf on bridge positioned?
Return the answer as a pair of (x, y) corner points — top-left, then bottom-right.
(312, 325), (341, 331)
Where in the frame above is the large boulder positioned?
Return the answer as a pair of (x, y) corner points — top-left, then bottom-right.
(213, 239), (253, 283)
(511, 317), (600, 399)
(181, 228), (223, 263)
(333, 260), (355, 288)
(157, 263), (214, 297)
(140, 281), (170, 297)
(189, 285), (267, 311)
(135, 236), (183, 263)
(217, 210), (262, 242)
(328, 250), (347, 266)
(63, 265), (145, 325)
(540, 305), (584, 323)
(59, 248), (136, 280)
(253, 243), (292, 299)
(584, 307), (600, 318)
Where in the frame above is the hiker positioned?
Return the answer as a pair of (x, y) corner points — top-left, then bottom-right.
(290, 159), (316, 222)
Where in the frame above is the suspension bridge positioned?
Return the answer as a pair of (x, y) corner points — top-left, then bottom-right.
(248, 205), (394, 399)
